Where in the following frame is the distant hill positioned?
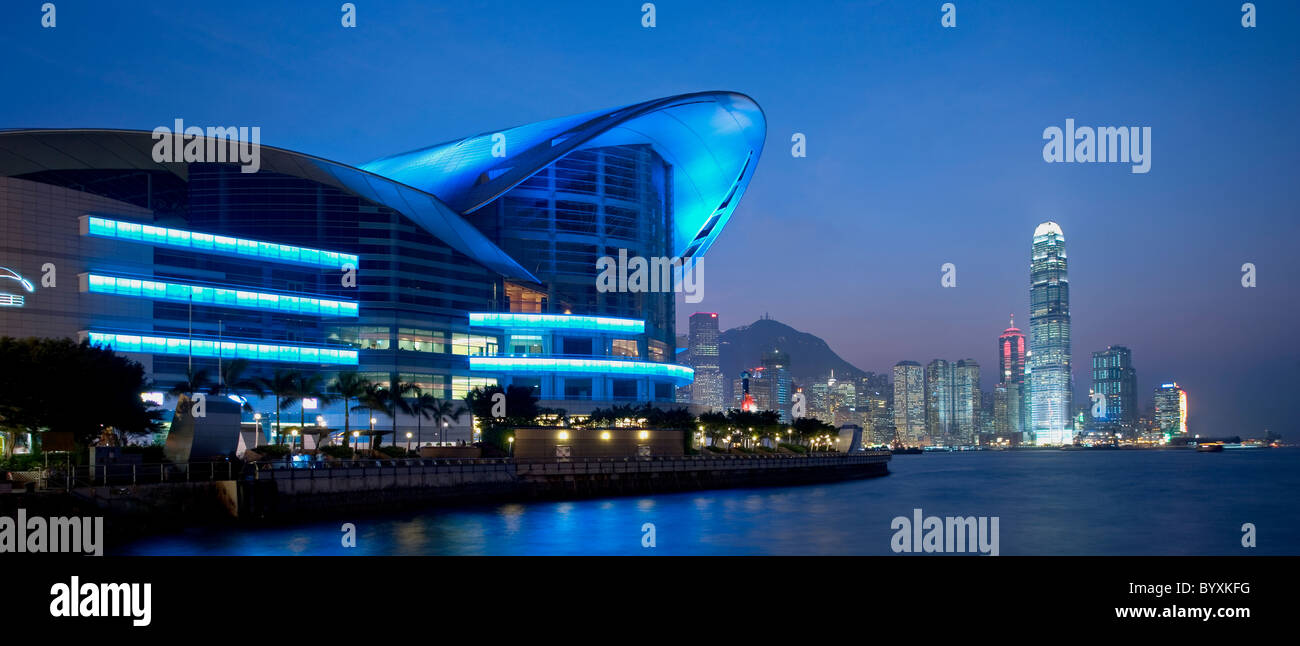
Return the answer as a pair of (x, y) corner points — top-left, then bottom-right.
(718, 317), (866, 402)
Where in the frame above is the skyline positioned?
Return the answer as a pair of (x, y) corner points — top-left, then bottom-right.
(1, 0), (1296, 434)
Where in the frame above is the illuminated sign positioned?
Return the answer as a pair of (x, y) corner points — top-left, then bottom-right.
(0, 266), (35, 307)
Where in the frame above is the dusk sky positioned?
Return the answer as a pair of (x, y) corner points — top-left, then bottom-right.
(2, 0), (1296, 434)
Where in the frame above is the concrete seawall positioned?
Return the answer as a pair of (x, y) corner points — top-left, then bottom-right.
(16, 452), (890, 525)
(242, 452), (891, 520)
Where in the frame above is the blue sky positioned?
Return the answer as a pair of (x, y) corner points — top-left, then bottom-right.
(2, 1), (1297, 434)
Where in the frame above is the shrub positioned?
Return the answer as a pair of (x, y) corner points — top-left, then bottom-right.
(121, 445), (167, 463)
(252, 444), (290, 459)
(376, 445), (409, 458)
(779, 442), (808, 454)
(0, 453), (46, 472)
(318, 446), (355, 460)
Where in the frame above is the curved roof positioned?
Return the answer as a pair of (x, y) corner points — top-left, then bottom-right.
(0, 128), (539, 282)
(0, 92), (765, 281)
(362, 91), (766, 259)
(1034, 221), (1064, 238)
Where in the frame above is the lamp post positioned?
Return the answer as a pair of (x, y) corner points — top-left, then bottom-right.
(290, 429), (298, 456)
(507, 436), (514, 457)
(406, 432), (413, 453)
(369, 417), (377, 452)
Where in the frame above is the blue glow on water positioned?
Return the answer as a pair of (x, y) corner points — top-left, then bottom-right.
(115, 449), (1300, 556)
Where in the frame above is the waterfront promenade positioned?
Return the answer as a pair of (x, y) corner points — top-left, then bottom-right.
(5, 452), (892, 526)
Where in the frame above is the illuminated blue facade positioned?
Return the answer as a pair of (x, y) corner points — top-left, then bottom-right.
(0, 92), (764, 435)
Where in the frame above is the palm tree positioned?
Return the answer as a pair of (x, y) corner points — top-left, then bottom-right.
(374, 375), (417, 451)
(289, 372), (337, 451)
(168, 366), (213, 398)
(430, 398), (467, 444)
(409, 390), (438, 449)
(353, 379), (387, 449)
(331, 371), (371, 449)
(210, 358), (265, 412)
(256, 369), (302, 448)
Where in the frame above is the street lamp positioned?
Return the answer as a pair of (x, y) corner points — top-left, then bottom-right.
(290, 429), (299, 455)
(406, 431), (413, 452)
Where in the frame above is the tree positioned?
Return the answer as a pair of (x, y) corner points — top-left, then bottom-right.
(429, 398), (467, 443)
(464, 385), (539, 451)
(168, 366), (213, 398)
(289, 371), (337, 450)
(0, 337), (161, 449)
(256, 369), (303, 447)
(331, 371), (371, 449)
(211, 358), (266, 412)
(408, 390), (438, 447)
(791, 416), (836, 448)
(365, 375), (416, 450)
(698, 411), (728, 447)
(351, 382), (387, 451)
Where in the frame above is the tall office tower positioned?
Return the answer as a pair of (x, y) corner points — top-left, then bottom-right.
(761, 349), (792, 422)
(953, 359), (981, 446)
(1091, 346), (1138, 434)
(999, 315), (1026, 384)
(996, 316), (1028, 438)
(1028, 221), (1073, 445)
(993, 382), (1024, 436)
(1153, 382), (1188, 437)
(688, 312), (725, 410)
(925, 359), (955, 445)
(734, 370), (758, 412)
(893, 361), (925, 446)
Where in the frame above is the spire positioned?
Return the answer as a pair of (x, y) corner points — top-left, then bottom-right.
(1009, 313), (1015, 327)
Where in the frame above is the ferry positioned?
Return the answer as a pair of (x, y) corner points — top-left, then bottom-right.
(1196, 443), (1224, 453)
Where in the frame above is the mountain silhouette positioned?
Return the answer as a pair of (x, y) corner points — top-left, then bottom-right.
(719, 317), (866, 403)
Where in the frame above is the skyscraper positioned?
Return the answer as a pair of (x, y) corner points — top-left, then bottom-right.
(1028, 221), (1073, 445)
(1091, 346), (1138, 434)
(996, 316), (1028, 439)
(1154, 382), (1188, 438)
(953, 359), (981, 446)
(688, 312), (724, 410)
(761, 350), (792, 422)
(993, 383), (1023, 437)
(925, 359), (954, 445)
(893, 361), (925, 446)
(999, 315), (1026, 385)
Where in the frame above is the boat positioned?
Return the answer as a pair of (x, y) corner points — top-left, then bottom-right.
(1196, 443), (1224, 453)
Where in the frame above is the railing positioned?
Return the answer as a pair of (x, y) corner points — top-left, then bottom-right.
(514, 452), (889, 476)
(23, 451), (889, 489)
(40, 461), (241, 489)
